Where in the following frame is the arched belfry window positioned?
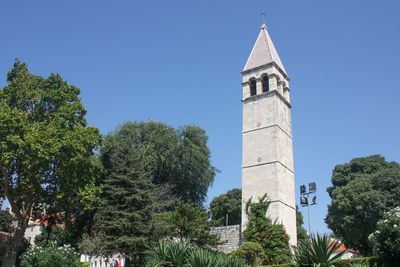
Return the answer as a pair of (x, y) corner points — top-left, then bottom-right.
(249, 79), (257, 96)
(262, 75), (269, 93)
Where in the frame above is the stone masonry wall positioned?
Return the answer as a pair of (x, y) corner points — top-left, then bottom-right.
(209, 225), (241, 254)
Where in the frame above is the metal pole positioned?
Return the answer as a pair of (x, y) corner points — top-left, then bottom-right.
(307, 198), (312, 240)
(226, 214), (228, 226)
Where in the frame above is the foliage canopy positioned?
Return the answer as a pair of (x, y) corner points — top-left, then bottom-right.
(101, 121), (217, 207)
(163, 200), (222, 248)
(296, 205), (309, 242)
(210, 188), (241, 226)
(0, 210), (14, 233)
(87, 123), (157, 265)
(325, 155), (400, 256)
(369, 206), (400, 265)
(0, 60), (101, 253)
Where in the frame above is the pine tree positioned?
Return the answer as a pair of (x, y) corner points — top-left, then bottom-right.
(93, 126), (156, 266)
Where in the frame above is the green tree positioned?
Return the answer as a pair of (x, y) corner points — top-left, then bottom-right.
(164, 200), (222, 248)
(0, 210), (14, 233)
(34, 225), (69, 248)
(369, 206), (400, 265)
(325, 155), (400, 256)
(210, 188), (241, 226)
(88, 123), (157, 266)
(111, 121), (217, 207)
(296, 205), (309, 242)
(0, 60), (101, 255)
(243, 194), (292, 265)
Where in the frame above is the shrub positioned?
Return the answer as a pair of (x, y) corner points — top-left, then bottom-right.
(369, 206), (400, 265)
(231, 241), (265, 266)
(19, 241), (81, 267)
(243, 194), (292, 265)
(332, 257), (382, 267)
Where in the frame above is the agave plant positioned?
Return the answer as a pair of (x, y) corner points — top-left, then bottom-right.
(294, 234), (345, 267)
(145, 239), (170, 267)
(186, 249), (247, 267)
(146, 238), (247, 267)
(186, 248), (224, 267)
(167, 238), (191, 266)
(146, 238), (191, 267)
(293, 239), (313, 266)
(311, 234), (345, 266)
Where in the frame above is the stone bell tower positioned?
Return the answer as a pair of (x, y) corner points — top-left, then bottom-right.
(241, 20), (297, 247)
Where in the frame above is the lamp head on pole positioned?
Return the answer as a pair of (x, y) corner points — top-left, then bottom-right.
(300, 196), (308, 206)
(300, 185), (306, 195)
(309, 182), (317, 193)
(312, 196), (317, 205)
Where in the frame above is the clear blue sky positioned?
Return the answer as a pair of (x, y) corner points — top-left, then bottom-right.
(1, 0), (399, 234)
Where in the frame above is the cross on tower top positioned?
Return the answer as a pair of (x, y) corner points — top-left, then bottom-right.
(261, 11), (266, 25)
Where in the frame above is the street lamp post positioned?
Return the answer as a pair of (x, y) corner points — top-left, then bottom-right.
(300, 182), (317, 238)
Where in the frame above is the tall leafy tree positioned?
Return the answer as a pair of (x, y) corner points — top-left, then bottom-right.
(91, 123), (157, 265)
(0, 60), (101, 255)
(296, 205), (309, 242)
(325, 155), (400, 256)
(210, 188), (242, 226)
(0, 210), (14, 233)
(163, 200), (222, 248)
(103, 121), (217, 207)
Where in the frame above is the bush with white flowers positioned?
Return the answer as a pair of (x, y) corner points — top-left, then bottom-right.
(369, 206), (400, 264)
(20, 241), (81, 267)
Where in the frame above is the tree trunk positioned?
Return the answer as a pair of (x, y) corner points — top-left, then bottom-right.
(1, 253), (16, 267)
(4, 211), (30, 267)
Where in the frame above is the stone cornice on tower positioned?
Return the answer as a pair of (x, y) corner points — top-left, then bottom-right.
(241, 89), (292, 109)
(241, 62), (290, 81)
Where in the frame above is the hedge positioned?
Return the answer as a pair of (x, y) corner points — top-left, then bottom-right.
(333, 256), (383, 267)
(260, 264), (297, 267)
(260, 257), (382, 267)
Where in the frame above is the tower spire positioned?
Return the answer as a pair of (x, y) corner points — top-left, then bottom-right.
(243, 17), (286, 74)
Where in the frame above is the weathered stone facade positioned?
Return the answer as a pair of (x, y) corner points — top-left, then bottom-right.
(209, 225), (241, 254)
(241, 22), (297, 247)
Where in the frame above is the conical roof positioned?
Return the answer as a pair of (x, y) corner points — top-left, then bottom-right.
(243, 23), (286, 74)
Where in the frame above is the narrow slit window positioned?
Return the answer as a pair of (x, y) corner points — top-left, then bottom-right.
(262, 75), (269, 92)
(250, 79), (257, 96)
